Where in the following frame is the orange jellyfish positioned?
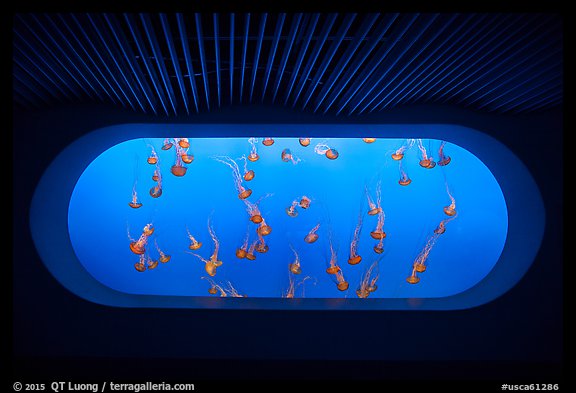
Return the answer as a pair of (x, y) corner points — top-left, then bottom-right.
(243, 193), (271, 224)
(202, 277), (227, 296)
(245, 240), (258, 261)
(370, 210), (386, 240)
(299, 137), (311, 147)
(255, 232), (269, 253)
(238, 156), (255, 181)
(373, 237), (384, 254)
(434, 213), (457, 235)
(348, 212), (363, 265)
(256, 217), (272, 236)
(443, 182), (457, 216)
(417, 139), (436, 169)
(398, 160), (412, 186)
(149, 168), (162, 198)
(365, 182), (382, 216)
(281, 148), (301, 164)
(188, 218), (222, 276)
(134, 254), (147, 272)
(391, 139), (415, 160)
(362, 138), (376, 143)
(170, 144), (188, 177)
(437, 141), (451, 166)
(247, 137), (260, 162)
(128, 181), (143, 208)
(314, 142), (339, 160)
(356, 259), (379, 298)
(152, 164), (160, 182)
(128, 223), (154, 255)
(161, 138), (173, 150)
(147, 145), (158, 165)
(285, 199), (299, 217)
(181, 151), (194, 164)
(412, 233), (440, 275)
(178, 137), (190, 148)
(235, 229), (250, 259)
(288, 244), (302, 274)
(299, 196), (311, 209)
(146, 254), (159, 270)
(186, 227), (203, 250)
(304, 223), (320, 244)
(325, 238), (341, 275)
(155, 240), (171, 263)
(335, 270), (349, 291)
(406, 266), (421, 284)
(262, 137), (275, 146)
(213, 155), (252, 199)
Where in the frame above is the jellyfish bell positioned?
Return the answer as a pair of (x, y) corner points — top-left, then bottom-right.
(149, 185), (162, 198)
(262, 138), (274, 146)
(398, 178), (412, 186)
(285, 206), (298, 217)
(129, 241), (146, 255)
(161, 141), (173, 150)
(134, 262), (147, 272)
(289, 263), (302, 275)
(406, 275), (420, 284)
(370, 231), (386, 240)
(189, 242), (203, 250)
(238, 187), (253, 200)
(325, 148), (339, 160)
(337, 281), (349, 291)
(255, 243), (269, 253)
(257, 224), (272, 236)
(362, 138), (376, 143)
(181, 154), (194, 164)
(208, 286), (218, 295)
(147, 259), (159, 270)
(367, 284), (378, 293)
(367, 207), (382, 216)
(419, 158), (432, 168)
(178, 138), (190, 148)
(434, 224), (446, 235)
(245, 253), (256, 261)
(414, 263), (426, 273)
(425, 160), (436, 169)
(235, 248), (247, 259)
(143, 225), (154, 236)
(211, 259), (223, 267)
(443, 206), (457, 216)
(152, 173), (159, 182)
(304, 233), (319, 244)
(281, 149), (293, 162)
(356, 288), (370, 298)
(171, 165), (187, 177)
(299, 196), (311, 209)
(438, 156), (452, 166)
(147, 156), (158, 165)
(205, 263), (217, 277)
(299, 138), (311, 147)
(247, 152), (259, 162)
(159, 255), (171, 263)
(243, 170), (255, 181)
(373, 244), (384, 254)
(391, 152), (404, 160)
(348, 255), (362, 265)
(326, 266), (340, 274)
(249, 214), (263, 224)
(128, 201), (143, 209)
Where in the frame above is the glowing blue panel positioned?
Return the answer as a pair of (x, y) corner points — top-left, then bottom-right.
(30, 124), (544, 310)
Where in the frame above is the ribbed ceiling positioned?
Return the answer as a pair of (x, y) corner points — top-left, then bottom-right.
(12, 13), (563, 115)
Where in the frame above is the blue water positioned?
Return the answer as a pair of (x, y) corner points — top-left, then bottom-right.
(68, 137), (507, 298)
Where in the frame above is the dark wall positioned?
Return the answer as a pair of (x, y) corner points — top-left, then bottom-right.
(11, 103), (563, 381)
